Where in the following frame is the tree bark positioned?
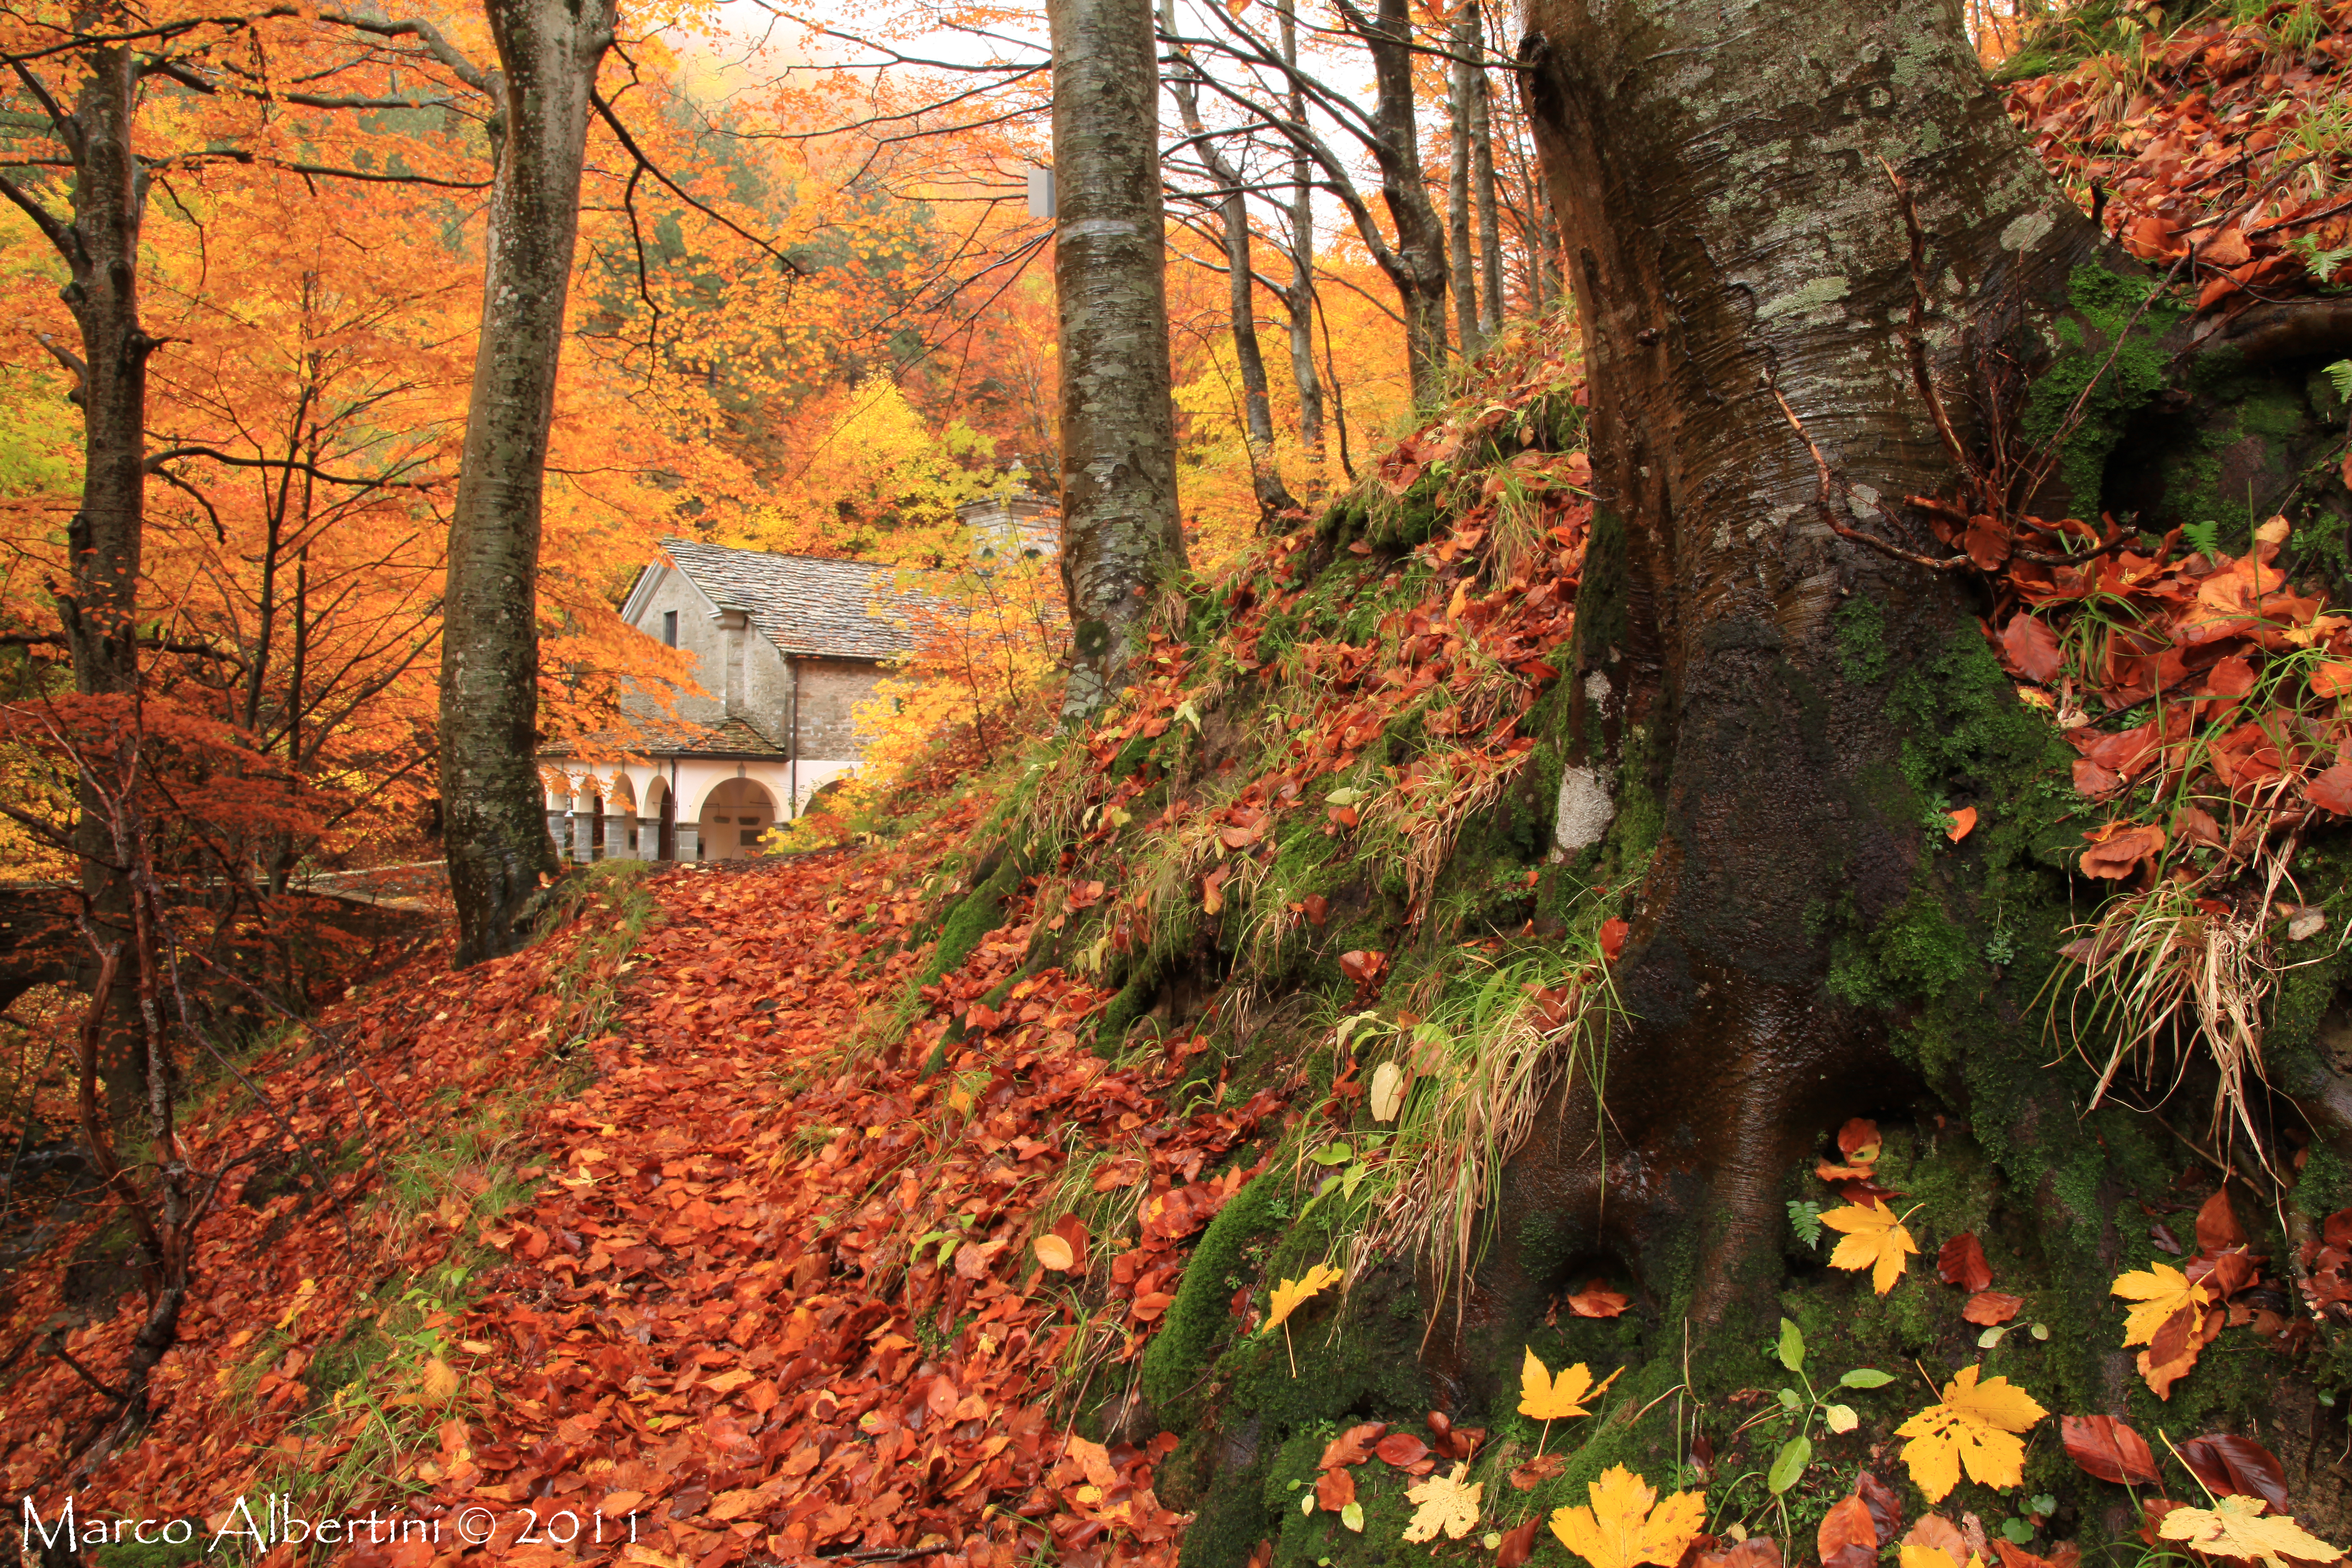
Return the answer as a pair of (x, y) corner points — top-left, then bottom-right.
(1051, 0), (1186, 720)
(1339, 0), (1453, 405)
(1447, 13), (1480, 360)
(1470, 0), (2107, 1334)
(1161, 0), (1297, 526)
(1, 25), (160, 1127)
(438, 0), (616, 966)
(1467, 11), (1506, 341)
(1277, 0), (1325, 462)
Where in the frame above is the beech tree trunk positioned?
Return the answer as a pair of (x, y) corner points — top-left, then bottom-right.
(1277, 0), (1325, 461)
(1162, 1), (1296, 526)
(1467, 12), (1505, 341)
(1447, 15), (1480, 360)
(438, 0), (615, 965)
(1457, 0), (2107, 1337)
(1051, 0), (1186, 720)
(0, 27), (158, 1128)
(1340, 0), (1452, 405)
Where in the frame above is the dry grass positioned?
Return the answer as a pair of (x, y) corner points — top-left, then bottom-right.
(2052, 837), (2342, 1165)
(1344, 948), (1617, 1318)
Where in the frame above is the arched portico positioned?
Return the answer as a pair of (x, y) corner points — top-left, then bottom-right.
(696, 776), (777, 861)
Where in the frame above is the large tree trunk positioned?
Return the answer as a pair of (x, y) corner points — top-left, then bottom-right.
(1052, 0), (1186, 721)
(438, 0), (615, 966)
(1463, 0), (2107, 1336)
(19, 30), (159, 1130)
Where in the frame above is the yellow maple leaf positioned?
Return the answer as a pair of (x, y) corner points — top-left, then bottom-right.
(1520, 1348), (1624, 1421)
(1548, 1464), (1708, 1568)
(1403, 1461), (1484, 1543)
(1900, 1548), (1988, 1568)
(2159, 1496), (2345, 1568)
(2111, 1263), (2210, 1348)
(1267, 1264), (1343, 1331)
(1892, 1365), (2047, 1503)
(1821, 1200), (1917, 1294)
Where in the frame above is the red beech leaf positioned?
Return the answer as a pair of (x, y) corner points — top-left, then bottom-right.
(1856, 1471), (1903, 1545)
(1498, 1517), (1542, 1568)
(2195, 1187), (2247, 1254)
(1938, 1233), (1994, 1292)
(2061, 1414), (2161, 1487)
(1319, 1422), (1385, 1470)
(1963, 1291), (2023, 1325)
(1819, 1496), (1878, 1564)
(2175, 1434), (2290, 1514)
(1374, 1432), (1430, 1468)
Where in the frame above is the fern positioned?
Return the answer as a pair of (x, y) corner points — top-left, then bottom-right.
(1787, 1199), (1824, 1250)
(2182, 518), (2224, 560)
(2326, 358), (2352, 403)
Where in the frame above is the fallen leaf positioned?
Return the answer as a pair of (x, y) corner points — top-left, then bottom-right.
(1512, 1453), (1568, 1490)
(2062, 1414), (2161, 1487)
(1857, 1470), (1904, 1544)
(1317, 1466), (1357, 1512)
(2177, 1434), (2291, 1514)
(1268, 1264), (1343, 1330)
(1369, 1061), (1406, 1122)
(1404, 1462), (1484, 1543)
(422, 1357), (462, 1403)
(1947, 806), (1978, 843)
(1034, 1233), (1076, 1271)
(1599, 918), (1629, 964)
(1520, 1348), (1623, 1421)
(1895, 1365), (2048, 1502)
(1964, 1292), (2023, 1326)
(1548, 1465), (1708, 1568)
(1939, 1233), (1994, 1292)
(1565, 1279), (1631, 1318)
(2195, 1188), (2247, 1253)
(2113, 1263), (2210, 1348)
(2081, 823), (2165, 880)
(1838, 1118), (1882, 1163)
(1820, 1496), (1879, 1565)
(1376, 1432), (1433, 1469)
(1823, 1200), (1918, 1294)
(1320, 1424), (1386, 1470)
(1498, 1516), (1543, 1568)
(2158, 1496), (2343, 1568)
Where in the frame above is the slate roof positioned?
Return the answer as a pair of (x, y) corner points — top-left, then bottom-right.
(540, 715), (789, 761)
(659, 538), (941, 661)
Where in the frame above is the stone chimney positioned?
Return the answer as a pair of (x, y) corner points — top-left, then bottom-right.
(711, 606), (750, 718)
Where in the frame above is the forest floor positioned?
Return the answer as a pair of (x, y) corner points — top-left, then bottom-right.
(8, 8), (2352, 1566)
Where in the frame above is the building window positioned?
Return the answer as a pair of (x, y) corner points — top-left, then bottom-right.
(662, 610), (678, 647)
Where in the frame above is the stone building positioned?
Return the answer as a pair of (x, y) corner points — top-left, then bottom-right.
(535, 494), (1055, 863)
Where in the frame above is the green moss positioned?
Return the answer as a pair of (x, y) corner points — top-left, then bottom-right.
(1834, 596), (1892, 686)
(2018, 264), (2184, 516)
(1144, 1178), (1286, 1410)
(1825, 888), (1970, 1008)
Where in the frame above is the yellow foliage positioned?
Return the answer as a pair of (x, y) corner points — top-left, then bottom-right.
(2112, 1263), (2210, 1347)
(1519, 1349), (1622, 1421)
(1402, 1462), (1483, 1543)
(1547, 1465), (1707, 1568)
(1267, 1264), (1344, 1331)
(2159, 1496), (2344, 1568)
(1892, 1365), (2046, 1502)
(1821, 1200), (1917, 1294)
